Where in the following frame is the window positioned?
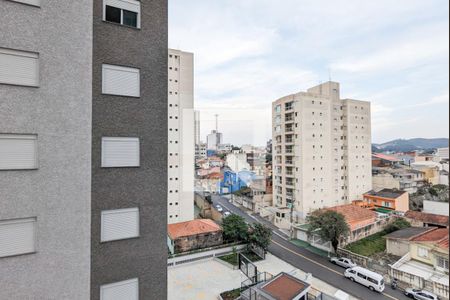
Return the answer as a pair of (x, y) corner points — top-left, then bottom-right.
(0, 134), (38, 170)
(100, 278), (139, 300)
(103, 0), (141, 28)
(436, 256), (449, 270)
(0, 218), (36, 258)
(102, 64), (140, 97)
(101, 137), (140, 167)
(9, 0), (40, 6)
(417, 247), (428, 258)
(0, 47), (39, 87)
(101, 208), (139, 242)
(275, 105), (281, 113)
(357, 273), (367, 280)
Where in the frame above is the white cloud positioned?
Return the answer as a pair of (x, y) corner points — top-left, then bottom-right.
(330, 25), (449, 73)
(170, 0), (449, 145)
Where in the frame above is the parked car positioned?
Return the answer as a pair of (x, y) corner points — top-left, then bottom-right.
(216, 205), (223, 212)
(330, 257), (357, 269)
(223, 211), (231, 217)
(344, 266), (385, 293)
(404, 288), (439, 300)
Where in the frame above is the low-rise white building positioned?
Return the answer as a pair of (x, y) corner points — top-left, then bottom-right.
(226, 152), (251, 173)
(423, 200), (450, 216)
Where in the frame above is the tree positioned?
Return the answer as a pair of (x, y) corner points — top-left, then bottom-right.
(385, 218), (411, 233)
(307, 210), (350, 253)
(248, 223), (272, 252)
(222, 214), (249, 242)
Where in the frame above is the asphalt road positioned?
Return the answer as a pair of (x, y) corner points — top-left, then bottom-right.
(212, 195), (409, 300)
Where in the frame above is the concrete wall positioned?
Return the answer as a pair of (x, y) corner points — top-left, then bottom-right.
(386, 239), (410, 257)
(90, 0), (168, 299)
(0, 1), (92, 299)
(372, 173), (400, 191)
(423, 200), (450, 216)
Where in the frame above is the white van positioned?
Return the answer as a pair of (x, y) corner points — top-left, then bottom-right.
(344, 266), (385, 292)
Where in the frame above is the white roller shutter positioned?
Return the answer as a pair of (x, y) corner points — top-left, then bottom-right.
(10, 0), (41, 6)
(0, 134), (38, 170)
(0, 48), (39, 87)
(101, 208), (139, 242)
(101, 137), (140, 167)
(101, 278), (139, 300)
(0, 218), (36, 258)
(104, 0), (140, 13)
(102, 64), (140, 97)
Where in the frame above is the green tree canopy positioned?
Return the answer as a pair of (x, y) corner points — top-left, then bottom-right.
(248, 223), (272, 251)
(385, 217), (411, 233)
(307, 210), (350, 253)
(222, 214), (249, 242)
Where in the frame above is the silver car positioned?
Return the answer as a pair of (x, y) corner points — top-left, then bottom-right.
(405, 288), (439, 300)
(330, 257), (357, 269)
(215, 205), (223, 212)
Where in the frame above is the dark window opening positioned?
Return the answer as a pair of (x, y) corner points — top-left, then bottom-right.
(105, 5), (121, 24)
(123, 10), (138, 27)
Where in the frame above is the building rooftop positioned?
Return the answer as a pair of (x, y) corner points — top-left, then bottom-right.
(412, 228), (449, 243)
(260, 272), (310, 300)
(364, 188), (407, 199)
(205, 172), (223, 180)
(405, 211), (449, 227)
(325, 204), (377, 226)
(437, 237), (449, 250)
(372, 153), (402, 162)
(384, 227), (436, 240)
(168, 219), (221, 240)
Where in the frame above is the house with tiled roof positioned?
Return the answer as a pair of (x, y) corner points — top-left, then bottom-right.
(404, 210), (449, 228)
(372, 153), (402, 167)
(391, 227), (449, 299)
(359, 188), (409, 212)
(167, 219), (222, 254)
(385, 227), (436, 256)
(294, 204), (390, 249)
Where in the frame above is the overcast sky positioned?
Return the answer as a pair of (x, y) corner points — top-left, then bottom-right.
(169, 0), (449, 146)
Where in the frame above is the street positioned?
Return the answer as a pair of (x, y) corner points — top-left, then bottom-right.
(212, 195), (410, 300)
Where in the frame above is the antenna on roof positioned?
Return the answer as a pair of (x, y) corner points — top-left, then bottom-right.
(328, 67), (332, 82)
(215, 114), (219, 132)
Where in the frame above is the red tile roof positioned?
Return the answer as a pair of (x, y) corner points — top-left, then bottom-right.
(168, 219), (221, 239)
(372, 153), (401, 162)
(404, 211), (449, 227)
(412, 228), (449, 243)
(325, 204), (377, 225)
(205, 172), (223, 179)
(437, 237), (449, 250)
(261, 273), (309, 300)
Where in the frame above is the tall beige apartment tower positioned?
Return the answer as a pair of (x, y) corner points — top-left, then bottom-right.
(168, 49), (195, 224)
(272, 82), (372, 222)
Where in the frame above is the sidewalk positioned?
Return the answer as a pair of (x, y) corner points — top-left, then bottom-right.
(290, 239), (330, 258)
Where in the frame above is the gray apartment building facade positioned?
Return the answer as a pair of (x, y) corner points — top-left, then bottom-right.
(91, 0), (168, 299)
(0, 1), (167, 299)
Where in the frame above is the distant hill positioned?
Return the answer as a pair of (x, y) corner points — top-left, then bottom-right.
(373, 138), (449, 153)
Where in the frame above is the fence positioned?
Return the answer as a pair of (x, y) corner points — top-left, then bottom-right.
(167, 244), (246, 267)
(336, 247), (390, 276)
